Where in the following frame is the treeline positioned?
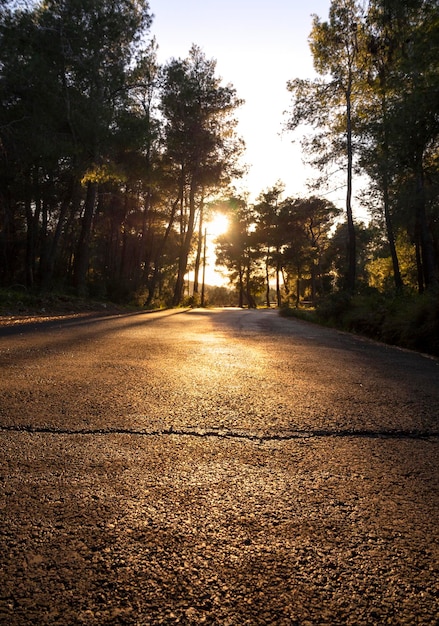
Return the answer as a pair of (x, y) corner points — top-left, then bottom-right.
(215, 188), (341, 308)
(286, 0), (438, 296)
(0, 0), (243, 306)
(213, 182), (439, 353)
(212, 0), (438, 354)
(0, 0), (438, 313)
(216, 0), (439, 311)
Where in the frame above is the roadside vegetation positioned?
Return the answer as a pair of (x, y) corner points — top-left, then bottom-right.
(280, 292), (439, 357)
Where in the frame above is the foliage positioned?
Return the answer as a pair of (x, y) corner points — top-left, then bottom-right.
(286, 0), (439, 295)
(313, 289), (439, 356)
(0, 2), (242, 306)
(204, 285), (239, 307)
(278, 303), (317, 324)
(0, 286), (132, 315)
(214, 190), (342, 309)
(215, 197), (260, 308)
(287, 0), (366, 292)
(365, 232), (419, 291)
(281, 287), (439, 357)
(358, 0), (439, 293)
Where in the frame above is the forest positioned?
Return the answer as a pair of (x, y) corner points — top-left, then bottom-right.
(0, 0), (438, 352)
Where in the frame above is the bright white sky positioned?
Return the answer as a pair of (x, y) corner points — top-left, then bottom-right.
(148, 0), (334, 203)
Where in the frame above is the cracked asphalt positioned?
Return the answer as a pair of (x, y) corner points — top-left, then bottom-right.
(1, 307), (438, 625)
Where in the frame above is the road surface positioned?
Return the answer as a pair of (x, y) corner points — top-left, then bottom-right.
(1, 307), (438, 625)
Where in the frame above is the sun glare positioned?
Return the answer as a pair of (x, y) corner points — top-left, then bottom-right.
(198, 212), (230, 287)
(208, 213), (229, 238)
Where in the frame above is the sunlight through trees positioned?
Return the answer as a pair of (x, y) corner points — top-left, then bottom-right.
(0, 0), (438, 315)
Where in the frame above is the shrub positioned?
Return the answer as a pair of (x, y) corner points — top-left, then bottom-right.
(315, 291), (353, 327)
(314, 289), (439, 356)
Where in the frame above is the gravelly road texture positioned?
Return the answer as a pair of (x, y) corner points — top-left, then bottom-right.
(0, 307), (438, 625)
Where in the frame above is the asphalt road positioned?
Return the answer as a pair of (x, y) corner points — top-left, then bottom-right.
(1, 307), (438, 625)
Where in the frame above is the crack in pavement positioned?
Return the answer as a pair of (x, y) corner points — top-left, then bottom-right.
(1, 424), (438, 442)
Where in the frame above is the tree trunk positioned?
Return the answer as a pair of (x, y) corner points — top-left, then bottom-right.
(73, 181), (98, 296)
(145, 196), (180, 306)
(238, 267), (244, 308)
(193, 205), (204, 295)
(276, 255), (282, 307)
(265, 248), (270, 307)
(383, 180), (403, 291)
(281, 268), (290, 296)
(415, 162), (438, 290)
(173, 178), (197, 306)
(311, 259), (317, 304)
(414, 232), (424, 294)
(41, 181), (81, 292)
(381, 96), (403, 292)
(200, 228), (207, 307)
(38, 198), (48, 288)
(345, 83), (356, 293)
(24, 173), (35, 289)
(0, 191), (15, 284)
(245, 263), (256, 308)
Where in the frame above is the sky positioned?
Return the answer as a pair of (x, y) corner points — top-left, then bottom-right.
(148, 0), (334, 203)
(146, 0), (339, 286)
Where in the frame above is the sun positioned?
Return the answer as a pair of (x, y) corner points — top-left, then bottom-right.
(199, 212), (230, 287)
(208, 212), (229, 238)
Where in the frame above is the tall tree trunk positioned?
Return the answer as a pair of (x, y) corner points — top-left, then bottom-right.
(383, 179), (403, 291)
(276, 254), (282, 307)
(415, 161), (438, 290)
(200, 227), (207, 307)
(41, 181), (81, 292)
(73, 181), (98, 296)
(146, 196), (180, 306)
(193, 204), (204, 295)
(238, 267), (244, 308)
(381, 96), (403, 292)
(139, 186), (152, 286)
(24, 172), (35, 289)
(414, 231), (424, 294)
(24, 167), (43, 289)
(38, 198), (48, 288)
(311, 261), (317, 303)
(265, 248), (270, 307)
(245, 262), (256, 308)
(173, 177), (197, 306)
(0, 191), (15, 284)
(345, 82), (356, 293)
(119, 189), (131, 283)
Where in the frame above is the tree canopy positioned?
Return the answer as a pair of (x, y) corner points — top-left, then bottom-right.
(0, 0), (243, 305)
(286, 0), (439, 296)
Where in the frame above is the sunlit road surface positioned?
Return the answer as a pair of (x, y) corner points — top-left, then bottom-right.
(1, 308), (438, 625)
